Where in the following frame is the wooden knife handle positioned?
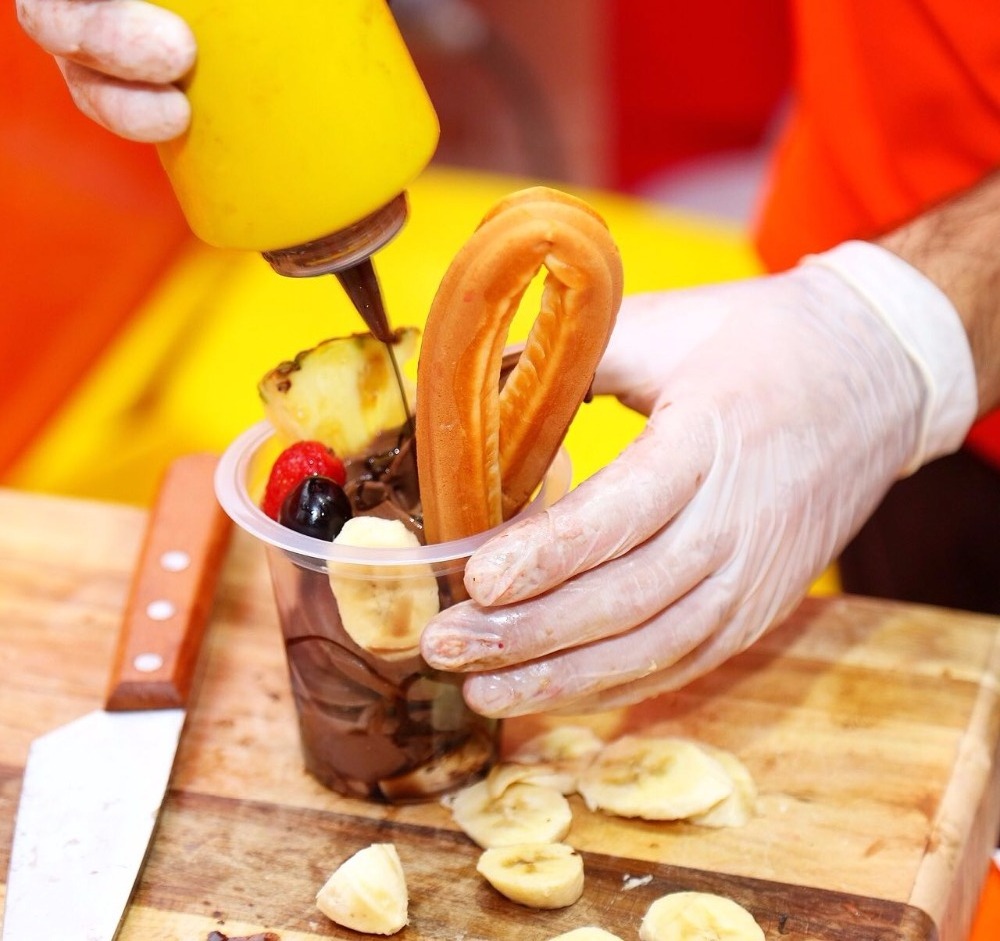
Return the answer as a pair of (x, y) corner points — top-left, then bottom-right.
(105, 453), (233, 711)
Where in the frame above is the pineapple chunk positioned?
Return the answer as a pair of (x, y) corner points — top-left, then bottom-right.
(259, 328), (418, 456)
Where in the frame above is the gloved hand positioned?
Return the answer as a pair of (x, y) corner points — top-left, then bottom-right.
(421, 241), (978, 717)
(17, 0), (196, 141)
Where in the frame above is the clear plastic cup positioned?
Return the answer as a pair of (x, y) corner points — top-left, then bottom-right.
(215, 420), (572, 802)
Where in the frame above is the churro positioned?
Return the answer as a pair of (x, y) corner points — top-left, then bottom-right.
(416, 186), (623, 544)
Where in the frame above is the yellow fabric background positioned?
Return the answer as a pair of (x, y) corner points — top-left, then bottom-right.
(11, 169), (753, 497)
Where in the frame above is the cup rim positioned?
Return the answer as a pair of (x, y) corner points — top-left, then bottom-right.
(215, 420), (572, 566)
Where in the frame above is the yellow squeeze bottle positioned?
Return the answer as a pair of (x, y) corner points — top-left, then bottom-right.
(152, 0), (440, 335)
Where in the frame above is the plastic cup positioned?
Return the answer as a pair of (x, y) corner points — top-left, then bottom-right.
(215, 420), (571, 802)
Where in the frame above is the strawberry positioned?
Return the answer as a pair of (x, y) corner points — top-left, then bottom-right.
(262, 440), (347, 519)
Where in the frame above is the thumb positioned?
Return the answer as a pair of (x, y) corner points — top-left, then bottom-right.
(590, 286), (734, 407)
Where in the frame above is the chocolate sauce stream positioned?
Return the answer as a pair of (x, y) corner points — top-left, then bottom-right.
(334, 258), (393, 342)
(386, 342), (415, 446)
(333, 259), (414, 440)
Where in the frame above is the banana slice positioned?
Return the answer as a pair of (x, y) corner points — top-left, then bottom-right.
(329, 517), (440, 658)
(316, 842), (408, 935)
(639, 891), (764, 941)
(511, 725), (604, 763)
(547, 929), (625, 941)
(450, 778), (573, 848)
(577, 735), (733, 820)
(687, 746), (757, 828)
(502, 725), (605, 795)
(378, 730), (497, 802)
(476, 842), (585, 909)
(484, 761), (578, 799)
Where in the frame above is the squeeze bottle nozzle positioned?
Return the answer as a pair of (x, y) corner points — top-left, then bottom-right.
(151, 1), (440, 338)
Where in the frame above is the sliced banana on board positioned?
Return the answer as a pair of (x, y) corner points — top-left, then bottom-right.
(510, 725), (605, 765)
(329, 517), (440, 659)
(577, 735), (733, 821)
(639, 891), (764, 941)
(483, 760), (579, 799)
(476, 842), (585, 909)
(686, 746), (757, 828)
(450, 778), (573, 848)
(500, 725), (606, 796)
(379, 730), (497, 803)
(316, 842), (409, 935)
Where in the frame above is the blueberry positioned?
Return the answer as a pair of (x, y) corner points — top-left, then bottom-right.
(278, 475), (353, 540)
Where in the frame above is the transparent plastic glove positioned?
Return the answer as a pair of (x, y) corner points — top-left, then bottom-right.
(17, 0), (196, 141)
(421, 242), (977, 717)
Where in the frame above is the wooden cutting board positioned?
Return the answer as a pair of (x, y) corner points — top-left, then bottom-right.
(2, 488), (999, 941)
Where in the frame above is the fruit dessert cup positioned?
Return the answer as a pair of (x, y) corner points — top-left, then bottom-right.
(216, 419), (572, 802)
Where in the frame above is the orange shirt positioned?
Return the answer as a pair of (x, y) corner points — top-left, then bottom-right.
(754, 0), (1000, 467)
(0, 3), (190, 479)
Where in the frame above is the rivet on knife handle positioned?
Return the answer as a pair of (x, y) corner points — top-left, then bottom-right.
(105, 453), (233, 712)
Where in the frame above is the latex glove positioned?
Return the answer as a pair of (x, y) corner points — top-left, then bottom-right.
(17, 0), (195, 141)
(421, 242), (977, 717)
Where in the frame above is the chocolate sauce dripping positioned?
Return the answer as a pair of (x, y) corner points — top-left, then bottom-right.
(333, 258), (414, 443)
(335, 257), (392, 342)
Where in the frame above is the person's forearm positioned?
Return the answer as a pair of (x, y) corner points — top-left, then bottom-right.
(876, 170), (1000, 417)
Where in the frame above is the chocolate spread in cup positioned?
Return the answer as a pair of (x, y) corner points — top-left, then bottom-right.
(274, 556), (497, 802)
(270, 420), (498, 802)
(342, 430), (423, 537)
(268, 351), (528, 802)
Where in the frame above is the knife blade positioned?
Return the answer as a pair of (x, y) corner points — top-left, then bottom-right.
(1, 453), (232, 941)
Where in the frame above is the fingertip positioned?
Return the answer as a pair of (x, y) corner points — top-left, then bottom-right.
(112, 1), (197, 83)
(461, 674), (518, 719)
(418, 624), (464, 670)
(117, 88), (191, 142)
(463, 552), (514, 605)
(61, 60), (191, 141)
(20, 0), (197, 83)
(464, 521), (556, 605)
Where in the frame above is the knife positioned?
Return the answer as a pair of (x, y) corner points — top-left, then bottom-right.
(1, 453), (232, 941)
